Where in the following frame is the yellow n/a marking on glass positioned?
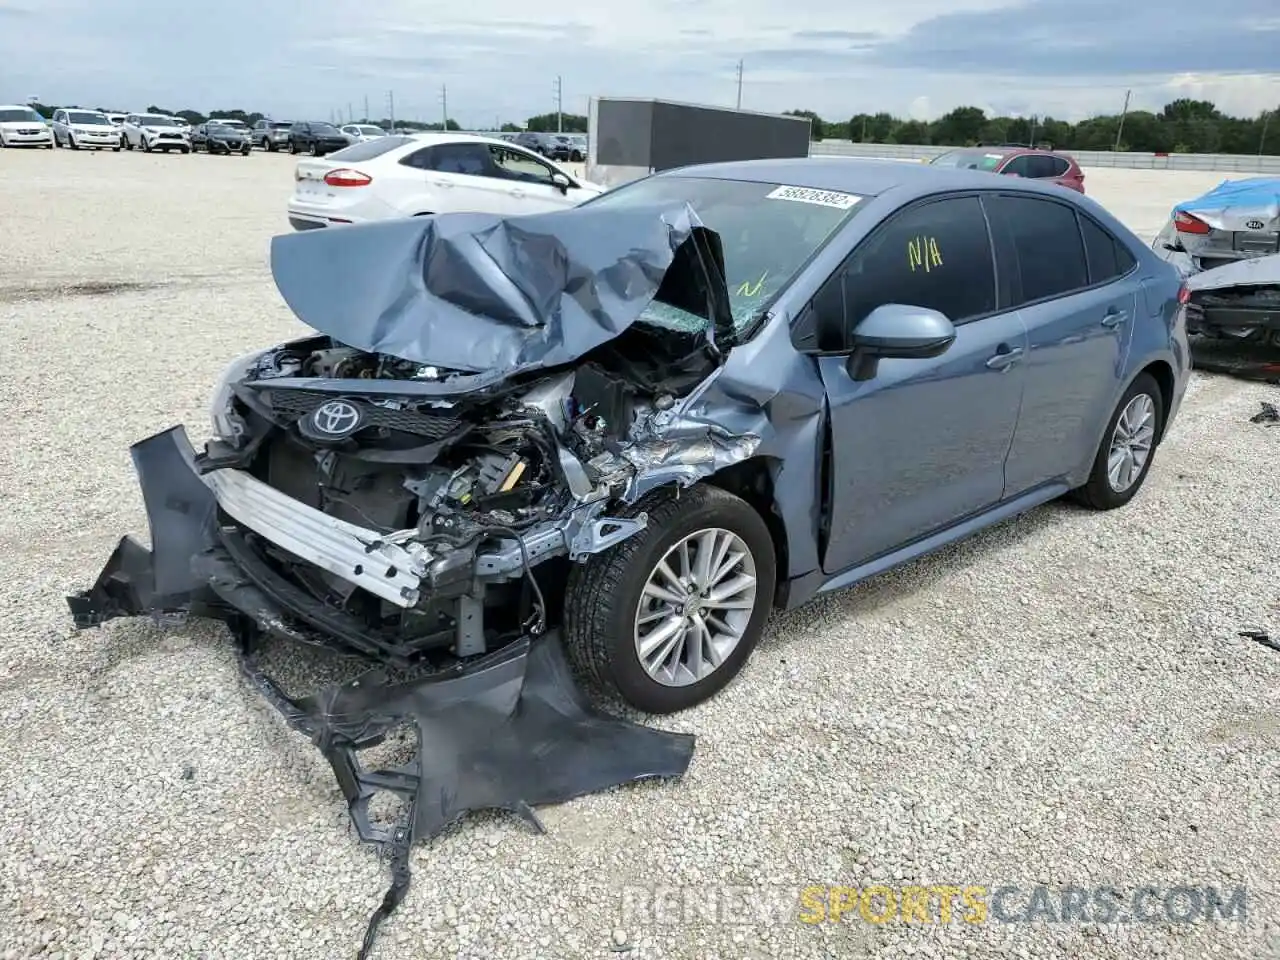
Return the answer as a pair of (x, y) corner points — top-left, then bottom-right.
(907, 236), (944, 272)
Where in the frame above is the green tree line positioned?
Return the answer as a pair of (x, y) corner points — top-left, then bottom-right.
(784, 100), (1276, 154)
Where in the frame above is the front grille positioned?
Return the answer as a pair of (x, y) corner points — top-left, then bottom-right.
(262, 390), (463, 440)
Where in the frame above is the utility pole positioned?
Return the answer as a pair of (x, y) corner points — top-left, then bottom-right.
(1260, 110), (1272, 157)
(387, 90), (395, 132)
(364, 95), (369, 124)
(735, 59), (744, 110)
(1113, 88), (1131, 151)
(1028, 114), (1038, 147)
(553, 75), (563, 132)
(440, 84), (448, 129)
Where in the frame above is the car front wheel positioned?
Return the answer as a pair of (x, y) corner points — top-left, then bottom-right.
(564, 484), (776, 714)
(1070, 372), (1164, 511)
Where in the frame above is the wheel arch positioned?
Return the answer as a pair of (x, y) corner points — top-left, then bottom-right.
(704, 456), (789, 606)
(1138, 358), (1176, 442)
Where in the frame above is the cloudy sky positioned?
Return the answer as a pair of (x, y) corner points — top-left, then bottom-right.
(1, 0), (1277, 126)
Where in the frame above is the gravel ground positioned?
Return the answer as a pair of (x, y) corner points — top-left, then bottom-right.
(1, 149), (1278, 960)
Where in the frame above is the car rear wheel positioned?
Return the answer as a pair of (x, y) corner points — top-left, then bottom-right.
(564, 484), (776, 714)
(1069, 372), (1164, 511)
(309, 142), (319, 156)
(289, 140), (298, 155)
(242, 145), (250, 155)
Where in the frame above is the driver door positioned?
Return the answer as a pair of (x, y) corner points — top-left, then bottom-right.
(483, 144), (583, 212)
(808, 194), (1029, 573)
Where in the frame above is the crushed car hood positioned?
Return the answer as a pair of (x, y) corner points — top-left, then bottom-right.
(1172, 177), (1280, 231)
(1186, 251), (1280, 292)
(268, 202), (733, 376)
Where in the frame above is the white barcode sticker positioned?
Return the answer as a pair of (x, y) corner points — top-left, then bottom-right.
(765, 185), (861, 209)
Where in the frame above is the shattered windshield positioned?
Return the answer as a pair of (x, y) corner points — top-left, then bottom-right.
(930, 149), (1005, 171)
(581, 175), (861, 334)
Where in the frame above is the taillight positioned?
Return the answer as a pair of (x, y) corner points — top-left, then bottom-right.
(1177, 283), (1191, 305)
(323, 168), (372, 187)
(1173, 211), (1209, 234)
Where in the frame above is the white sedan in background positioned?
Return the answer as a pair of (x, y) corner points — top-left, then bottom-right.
(286, 133), (605, 230)
(0, 104), (53, 147)
(339, 123), (387, 143)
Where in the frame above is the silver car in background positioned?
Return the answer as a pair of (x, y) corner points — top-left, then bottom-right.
(1154, 177), (1280, 275)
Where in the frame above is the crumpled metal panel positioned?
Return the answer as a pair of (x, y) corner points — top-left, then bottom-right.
(1186, 251), (1280, 292)
(1172, 177), (1280, 231)
(268, 202), (731, 375)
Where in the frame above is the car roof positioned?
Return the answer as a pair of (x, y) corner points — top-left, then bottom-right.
(652, 156), (1083, 200)
(0, 103), (40, 110)
(404, 132), (524, 148)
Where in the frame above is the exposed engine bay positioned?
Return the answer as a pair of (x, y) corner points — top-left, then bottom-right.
(198, 327), (734, 665)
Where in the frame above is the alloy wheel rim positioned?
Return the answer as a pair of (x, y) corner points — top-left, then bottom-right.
(633, 527), (758, 688)
(1107, 393), (1155, 493)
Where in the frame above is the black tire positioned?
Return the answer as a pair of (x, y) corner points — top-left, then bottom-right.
(309, 142), (319, 157)
(242, 145), (250, 155)
(142, 137), (151, 153)
(123, 136), (133, 151)
(289, 140), (298, 155)
(112, 145), (121, 152)
(1069, 372), (1164, 511)
(69, 134), (79, 150)
(563, 484), (776, 714)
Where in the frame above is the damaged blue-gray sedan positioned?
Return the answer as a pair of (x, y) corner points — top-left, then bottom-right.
(72, 157), (1192, 715)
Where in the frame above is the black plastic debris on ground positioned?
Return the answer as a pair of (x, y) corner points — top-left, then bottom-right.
(1239, 628), (1280, 652)
(1250, 401), (1279, 425)
(1190, 337), (1280, 384)
(234, 626), (695, 960)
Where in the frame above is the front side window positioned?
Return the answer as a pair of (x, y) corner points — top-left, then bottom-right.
(931, 149), (1005, 171)
(582, 175), (863, 336)
(985, 195), (1089, 303)
(840, 195), (997, 332)
(999, 155), (1035, 177)
(487, 145), (557, 185)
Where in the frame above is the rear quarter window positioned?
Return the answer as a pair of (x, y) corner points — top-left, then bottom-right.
(330, 135), (417, 161)
(1079, 214), (1137, 284)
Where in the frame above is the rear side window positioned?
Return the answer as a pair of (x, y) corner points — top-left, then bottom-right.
(842, 195), (997, 329)
(1000, 155), (1034, 177)
(1079, 214), (1137, 284)
(330, 135), (416, 162)
(1025, 155), (1069, 178)
(985, 195), (1089, 303)
(422, 143), (494, 174)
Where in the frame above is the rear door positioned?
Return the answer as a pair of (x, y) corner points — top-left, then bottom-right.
(813, 193), (1029, 573)
(984, 193), (1139, 493)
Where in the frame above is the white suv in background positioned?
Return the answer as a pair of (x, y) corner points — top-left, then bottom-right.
(122, 113), (191, 153)
(0, 104), (53, 148)
(51, 109), (122, 150)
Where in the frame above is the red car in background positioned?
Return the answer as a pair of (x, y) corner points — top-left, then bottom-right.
(927, 145), (1086, 193)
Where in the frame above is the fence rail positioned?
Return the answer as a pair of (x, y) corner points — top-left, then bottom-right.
(808, 140), (1280, 174)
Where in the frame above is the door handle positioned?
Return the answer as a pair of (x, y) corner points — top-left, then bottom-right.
(985, 345), (1023, 370)
(432, 179), (453, 188)
(1101, 310), (1129, 328)
(509, 188), (526, 198)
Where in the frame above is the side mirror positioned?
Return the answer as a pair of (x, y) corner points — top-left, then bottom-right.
(551, 171), (571, 193)
(846, 304), (956, 381)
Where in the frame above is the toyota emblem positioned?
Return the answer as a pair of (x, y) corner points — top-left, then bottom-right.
(1245, 219), (1266, 230)
(310, 400), (362, 436)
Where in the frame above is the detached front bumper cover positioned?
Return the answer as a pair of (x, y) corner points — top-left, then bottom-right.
(67, 426), (696, 958)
